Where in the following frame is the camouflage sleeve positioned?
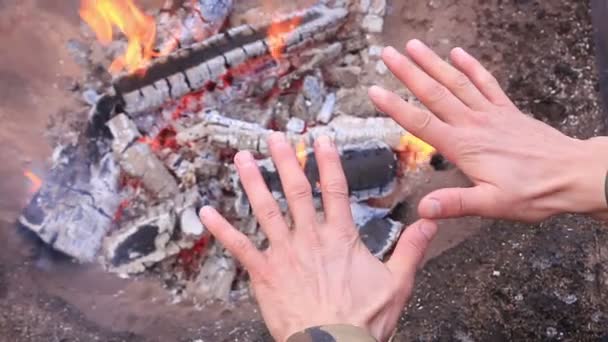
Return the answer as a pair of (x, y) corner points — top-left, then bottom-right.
(286, 325), (377, 342)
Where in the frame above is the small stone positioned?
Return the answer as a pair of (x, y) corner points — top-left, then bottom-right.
(335, 87), (377, 117)
(324, 66), (361, 88)
(362, 14), (384, 33)
(368, 45), (383, 57)
(562, 294), (578, 305)
(492, 270), (501, 277)
(343, 53), (360, 65)
(370, 0), (387, 16)
(197, 0), (234, 23)
(180, 207), (205, 236)
(376, 60), (388, 75)
(191, 256), (237, 301)
(316, 93), (336, 124)
(82, 89), (102, 106)
(358, 0), (371, 12)
(286, 117), (306, 133)
(514, 293), (524, 301)
(546, 327), (558, 338)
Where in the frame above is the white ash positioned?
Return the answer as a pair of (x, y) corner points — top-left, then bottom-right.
(316, 92), (336, 124)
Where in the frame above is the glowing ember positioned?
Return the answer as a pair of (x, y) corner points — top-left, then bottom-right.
(138, 127), (179, 152)
(178, 235), (210, 278)
(23, 170), (43, 194)
(296, 139), (308, 168)
(79, 0), (158, 74)
(397, 134), (436, 170)
(267, 16), (301, 60)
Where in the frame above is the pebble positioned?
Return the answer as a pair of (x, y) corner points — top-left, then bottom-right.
(361, 14), (384, 33)
(376, 60), (388, 75)
(286, 117), (306, 134)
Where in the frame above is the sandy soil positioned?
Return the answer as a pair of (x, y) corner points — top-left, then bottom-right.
(0, 0), (605, 341)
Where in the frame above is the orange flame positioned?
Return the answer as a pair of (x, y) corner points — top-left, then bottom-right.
(79, 0), (158, 74)
(24, 170), (43, 194)
(296, 139), (308, 168)
(267, 16), (301, 60)
(397, 134), (436, 170)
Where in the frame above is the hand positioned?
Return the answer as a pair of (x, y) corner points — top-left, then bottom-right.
(199, 133), (437, 342)
(368, 40), (608, 222)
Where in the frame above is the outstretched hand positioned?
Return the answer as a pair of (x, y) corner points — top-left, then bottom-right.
(200, 133), (437, 342)
(369, 40), (608, 222)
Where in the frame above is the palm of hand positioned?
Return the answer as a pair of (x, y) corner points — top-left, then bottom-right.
(369, 40), (589, 222)
(200, 134), (436, 342)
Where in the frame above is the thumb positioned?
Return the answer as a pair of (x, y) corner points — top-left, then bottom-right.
(386, 219), (438, 282)
(418, 186), (494, 219)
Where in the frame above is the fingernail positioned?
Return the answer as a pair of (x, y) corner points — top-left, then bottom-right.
(427, 199), (442, 218)
(268, 131), (286, 145)
(199, 206), (215, 219)
(407, 38), (424, 49)
(383, 46), (399, 58)
(417, 221), (437, 240)
(234, 150), (255, 167)
(452, 47), (469, 58)
(316, 135), (332, 148)
(368, 85), (387, 98)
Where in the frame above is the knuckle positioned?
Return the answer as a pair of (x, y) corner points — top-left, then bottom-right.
(231, 236), (253, 255)
(405, 235), (426, 260)
(286, 182), (312, 201)
(322, 178), (349, 198)
(423, 84), (448, 105)
(259, 205), (283, 223)
(452, 72), (473, 91)
(479, 73), (499, 89)
(412, 108), (432, 131)
(469, 111), (491, 126)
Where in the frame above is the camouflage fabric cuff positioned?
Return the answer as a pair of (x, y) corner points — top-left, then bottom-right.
(286, 324), (377, 342)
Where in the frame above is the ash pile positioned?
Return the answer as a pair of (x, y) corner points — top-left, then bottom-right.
(20, 0), (438, 304)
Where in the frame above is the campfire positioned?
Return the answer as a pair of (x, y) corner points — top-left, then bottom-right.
(19, 0), (437, 303)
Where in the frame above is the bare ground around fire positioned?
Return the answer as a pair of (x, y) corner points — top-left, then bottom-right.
(0, 0), (607, 341)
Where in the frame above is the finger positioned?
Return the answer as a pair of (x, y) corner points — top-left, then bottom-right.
(386, 219), (438, 282)
(234, 151), (289, 245)
(417, 186), (496, 219)
(199, 206), (266, 274)
(267, 132), (316, 228)
(368, 86), (454, 154)
(381, 46), (470, 124)
(314, 136), (356, 234)
(450, 47), (515, 108)
(405, 39), (492, 111)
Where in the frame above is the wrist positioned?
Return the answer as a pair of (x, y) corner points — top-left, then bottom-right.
(562, 136), (608, 216)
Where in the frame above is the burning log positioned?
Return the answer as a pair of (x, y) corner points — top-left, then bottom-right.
(107, 113), (179, 199)
(233, 141), (398, 217)
(177, 113), (408, 154)
(105, 5), (348, 115)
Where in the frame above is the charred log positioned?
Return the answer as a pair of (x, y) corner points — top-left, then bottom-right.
(111, 5), (348, 115)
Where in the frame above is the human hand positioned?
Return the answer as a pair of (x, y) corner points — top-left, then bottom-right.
(199, 133), (438, 342)
(369, 40), (608, 222)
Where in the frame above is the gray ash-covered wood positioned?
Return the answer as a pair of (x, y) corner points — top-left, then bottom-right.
(18, 151), (121, 262)
(112, 5), (348, 114)
(106, 114), (179, 199)
(350, 202), (404, 259)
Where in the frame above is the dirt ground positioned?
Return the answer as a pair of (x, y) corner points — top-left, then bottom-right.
(0, 0), (606, 341)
